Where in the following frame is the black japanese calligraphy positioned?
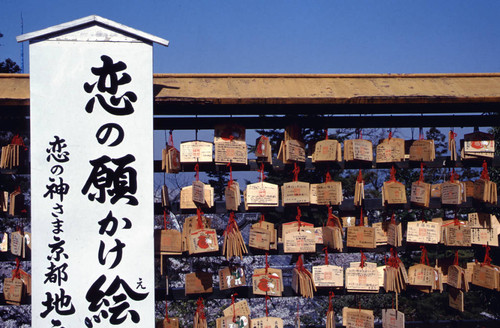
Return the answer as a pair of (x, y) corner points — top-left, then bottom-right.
(84, 55), (136, 116)
(40, 288), (75, 318)
(81, 154), (138, 205)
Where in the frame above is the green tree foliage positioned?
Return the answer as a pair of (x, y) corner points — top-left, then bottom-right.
(0, 32), (21, 73)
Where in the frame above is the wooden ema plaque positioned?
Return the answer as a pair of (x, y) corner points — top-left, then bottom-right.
(180, 141), (213, 163)
(214, 139), (248, 164)
(245, 182), (279, 207)
(316, 181), (343, 206)
(471, 263), (499, 290)
(252, 268), (283, 296)
(162, 317), (180, 328)
(409, 139), (435, 162)
(376, 137), (405, 163)
(344, 139), (373, 162)
(216, 316), (249, 328)
(448, 287), (465, 312)
(283, 229), (316, 253)
(444, 225), (471, 247)
(223, 299), (251, 318)
(282, 181), (310, 205)
(312, 265), (343, 287)
(10, 231), (23, 257)
(251, 317), (283, 328)
(441, 181), (462, 205)
(408, 264), (434, 287)
(219, 266), (246, 290)
(159, 229), (182, 254)
(345, 265), (380, 292)
(180, 186), (214, 209)
(188, 229), (219, 255)
(249, 226), (271, 250)
(381, 309), (405, 328)
(225, 182), (241, 211)
(410, 181), (431, 207)
(406, 221), (440, 244)
(284, 139), (306, 163)
(346, 226), (376, 249)
(185, 272), (213, 295)
(312, 139), (342, 162)
(342, 307), (374, 328)
(382, 181), (407, 205)
(3, 277), (23, 305)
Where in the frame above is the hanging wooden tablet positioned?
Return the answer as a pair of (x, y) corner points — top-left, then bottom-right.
(245, 182), (279, 208)
(282, 181), (310, 205)
(193, 298), (208, 328)
(251, 317), (283, 328)
(283, 228), (316, 253)
(471, 263), (498, 290)
(188, 228), (219, 255)
(312, 139), (341, 162)
(0, 232), (8, 252)
(376, 136), (405, 163)
(180, 186), (214, 209)
(382, 167), (407, 206)
(214, 135), (248, 165)
(342, 307), (374, 328)
(292, 255), (316, 298)
(252, 268), (283, 296)
(312, 265), (343, 288)
(255, 135), (272, 163)
(8, 187), (23, 216)
(249, 226), (271, 250)
(3, 277), (23, 305)
(185, 272), (213, 295)
(10, 231), (23, 257)
(411, 164), (430, 207)
(345, 263), (380, 293)
(225, 182), (241, 211)
(222, 212), (248, 260)
(163, 317), (179, 328)
(219, 266), (246, 290)
(406, 221), (440, 244)
(325, 292), (335, 328)
(160, 229), (183, 254)
(387, 222), (402, 247)
(316, 181), (343, 206)
(223, 299), (251, 318)
(471, 227), (499, 246)
(0, 191), (8, 212)
(448, 287), (465, 312)
(161, 185), (170, 208)
(354, 170), (365, 207)
(448, 130), (458, 162)
(409, 139), (435, 162)
(344, 139), (373, 162)
(461, 131), (495, 160)
(382, 309), (405, 328)
(216, 316), (249, 328)
(180, 140), (213, 163)
(443, 223), (471, 247)
(373, 222), (388, 246)
(347, 226), (376, 249)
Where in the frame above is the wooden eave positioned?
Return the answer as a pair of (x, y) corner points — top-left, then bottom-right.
(2, 73), (500, 116)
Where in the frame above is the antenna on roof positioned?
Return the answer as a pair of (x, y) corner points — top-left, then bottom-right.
(20, 12), (24, 73)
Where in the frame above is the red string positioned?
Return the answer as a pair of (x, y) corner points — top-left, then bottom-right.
(449, 130), (457, 140)
(390, 212), (396, 225)
(419, 162), (425, 182)
(165, 300), (170, 323)
(11, 135), (27, 150)
(225, 212), (237, 235)
(359, 208), (364, 227)
(293, 163), (300, 182)
(390, 166), (397, 182)
(449, 168), (458, 183)
(12, 258), (21, 279)
(356, 128), (363, 140)
(328, 291), (334, 313)
(357, 169), (363, 183)
(388, 131), (393, 140)
(265, 252), (269, 274)
(481, 160), (490, 181)
(453, 250), (459, 266)
(387, 248), (401, 268)
(194, 163), (200, 182)
(259, 213), (265, 227)
(163, 209), (169, 230)
(323, 247), (329, 265)
(360, 250), (367, 268)
(325, 128), (329, 140)
(419, 127), (424, 141)
(326, 206), (335, 227)
(227, 162), (233, 188)
(168, 130), (174, 147)
(259, 163), (266, 182)
(482, 245), (492, 267)
(231, 293), (238, 323)
(197, 208), (204, 229)
(296, 255), (306, 272)
(296, 206), (302, 230)
(325, 171), (332, 183)
(420, 246), (430, 266)
(196, 297), (206, 320)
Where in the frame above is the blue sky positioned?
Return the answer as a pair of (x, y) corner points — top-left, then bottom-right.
(1, 0), (500, 74)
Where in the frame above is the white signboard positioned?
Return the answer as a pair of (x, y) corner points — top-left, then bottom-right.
(24, 17), (167, 327)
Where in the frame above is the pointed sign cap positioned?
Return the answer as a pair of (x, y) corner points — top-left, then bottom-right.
(17, 15), (169, 46)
